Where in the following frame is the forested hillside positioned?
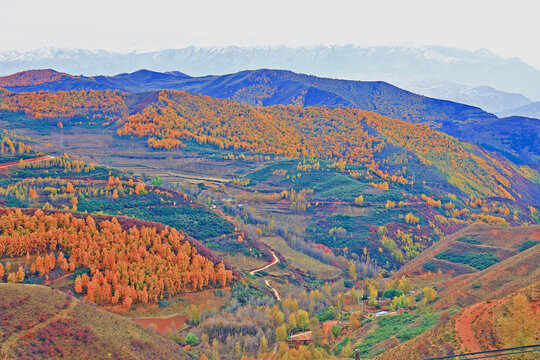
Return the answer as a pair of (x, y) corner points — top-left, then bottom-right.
(117, 89), (539, 203)
(2, 68), (537, 164)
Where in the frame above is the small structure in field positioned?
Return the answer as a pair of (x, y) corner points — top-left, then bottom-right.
(289, 331), (312, 347)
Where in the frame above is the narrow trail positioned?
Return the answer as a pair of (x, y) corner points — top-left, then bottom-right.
(0, 155), (55, 170)
(249, 251), (279, 275)
(249, 251), (282, 301)
(265, 279), (281, 301)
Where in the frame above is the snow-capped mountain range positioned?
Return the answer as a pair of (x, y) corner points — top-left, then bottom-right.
(0, 44), (539, 112)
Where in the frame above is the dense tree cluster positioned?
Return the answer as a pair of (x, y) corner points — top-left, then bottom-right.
(0, 89), (127, 121)
(118, 90), (384, 165)
(0, 209), (233, 306)
(116, 90), (523, 201)
(1, 135), (33, 157)
(147, 137), (185, 149)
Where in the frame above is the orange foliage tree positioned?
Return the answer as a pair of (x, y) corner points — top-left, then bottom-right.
(0, 208), (233, 306)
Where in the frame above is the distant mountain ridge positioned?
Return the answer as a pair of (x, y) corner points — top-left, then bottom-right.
(497, 101), (540, 119)
(391, 79), (533, 114)
(1, 44), (540, 101)
(0, 68), (497, 123)
(2, 68), (538, 165)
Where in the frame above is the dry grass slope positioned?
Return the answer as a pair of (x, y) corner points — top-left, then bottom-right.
(376, 282), (539, 360)
(0, 283), (187, 360)
(397, 223), (540, 276)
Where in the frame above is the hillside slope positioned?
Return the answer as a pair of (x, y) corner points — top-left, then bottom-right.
(0, 69), (73, 88)
(1, 85), (538, 203)
(397, 223), (540, 276)
(397, 224), (540, 308)
(435, 240), (539, 309)
(0, 283), (187, 359)
(3, 69), (538, 164)
(116, 89), (540, 203)
(376, 282), (539, 359)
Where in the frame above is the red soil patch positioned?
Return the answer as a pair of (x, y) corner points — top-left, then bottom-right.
(531, 300), (539, 316)
(132, 314), (188, 335)
(322, 320), (339, 336)
(455, 299), (504, 353)
(455, 302), (490, 353)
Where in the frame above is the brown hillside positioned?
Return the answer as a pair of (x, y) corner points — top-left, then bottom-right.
(397, 223), (540, 277)
(435, 241), (539, 309)
(0, 283), (187, 359)
(0, 69), (71, 88)
(375, 282), (540, 360)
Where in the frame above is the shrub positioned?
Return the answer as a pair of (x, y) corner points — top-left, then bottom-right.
(456, 236), (481, 245)
(383, 289), (404, 299)
(317, 307), (335, 322)
(518, 240), (539, 252)
(435, 251), (499, 270)
(151, 176), (163, 186)
(22, 276), (41, 284)
(422, 261), (438, 272)
(331, 325), (343, 337)
(184, 333), (199, 345)
(213, 289), (225, 297)
(158, 299), (171, 308)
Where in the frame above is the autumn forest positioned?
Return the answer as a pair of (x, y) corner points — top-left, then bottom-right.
(0, 67), (538, 360)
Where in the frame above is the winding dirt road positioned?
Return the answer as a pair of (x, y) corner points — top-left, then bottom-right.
(249, 251), (282, 301)
(249, 251), (279, 275)
(455, 301), (497, 353)
(265, 279), (282, 301)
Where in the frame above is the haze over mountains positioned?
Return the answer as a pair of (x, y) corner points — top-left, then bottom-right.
(1, 44), (539, 112)
(391, 79), (533, 114)
(498, 100), (540, 119)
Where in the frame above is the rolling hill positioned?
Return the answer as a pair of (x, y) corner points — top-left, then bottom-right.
(0, 283), (187, 359)
(0, 68), (497, 124)
(397, 223), (540, 308)
(375, 282), (539, 359)
(397, 223), (540, 275)
(117, 89), (540, 203)
(2, 68), (538, 165)
(1, 45), (540, 100)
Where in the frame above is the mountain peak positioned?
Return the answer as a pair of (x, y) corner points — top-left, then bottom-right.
(0, 69), (71, 87)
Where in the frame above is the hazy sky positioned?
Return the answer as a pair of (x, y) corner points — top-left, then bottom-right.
(1, 0), (539, 68)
